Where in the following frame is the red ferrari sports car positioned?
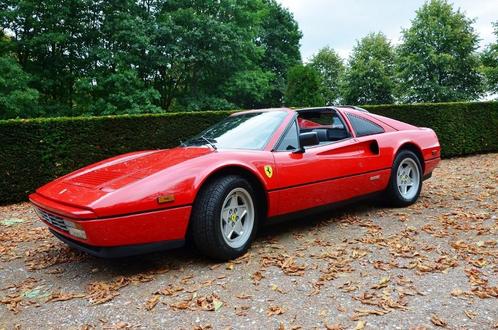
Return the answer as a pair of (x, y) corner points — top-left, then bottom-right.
(30, 106), (440, 260)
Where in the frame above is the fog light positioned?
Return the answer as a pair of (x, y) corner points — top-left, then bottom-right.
(63, 220), (87, 240)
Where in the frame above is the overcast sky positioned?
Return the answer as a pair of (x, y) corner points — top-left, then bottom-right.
(276, 0), (498, 61)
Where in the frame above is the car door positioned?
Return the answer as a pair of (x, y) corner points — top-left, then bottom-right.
(270, 112), (391, 217)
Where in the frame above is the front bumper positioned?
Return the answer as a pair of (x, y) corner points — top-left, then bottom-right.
(50, 229), (184, 258)
(30, 196), (191, 257)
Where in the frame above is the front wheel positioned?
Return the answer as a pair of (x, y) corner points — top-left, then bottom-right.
(190, 175), (259, 260)
(384, 150), (422, 207)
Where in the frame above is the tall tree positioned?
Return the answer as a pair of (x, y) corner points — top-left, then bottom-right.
(0, 0), (303, 118)
(1, 0), (92, 115)
(309, 47), (344, 105)
(258, 0), (302, 107)
(284, 65), (324, 107)
(396, 0), (482, 103)
(0, 55), (40, 119)
(481, 22), (498, 97)
(0, 32), (40, 119)
(73, 0), (161, 115)
(149, 0), (268, 111)
(222, 69), (275, 109)
(341, 33), (395, 105)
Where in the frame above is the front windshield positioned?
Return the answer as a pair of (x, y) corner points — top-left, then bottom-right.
(183, 111), (287, 150)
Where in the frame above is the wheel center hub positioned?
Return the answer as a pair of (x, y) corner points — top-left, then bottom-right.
(400, 174), (410, 184)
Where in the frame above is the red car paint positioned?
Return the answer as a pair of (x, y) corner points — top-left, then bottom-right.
(29, 107), (441, 253)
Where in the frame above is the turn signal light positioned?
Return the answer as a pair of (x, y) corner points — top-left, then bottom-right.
(63, 220), (87, 239)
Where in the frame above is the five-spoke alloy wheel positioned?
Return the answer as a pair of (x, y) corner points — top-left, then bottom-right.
(396, 158), (420, 200)
(385, 150), (423, 207)
(190, 175), (259, 260)
(220, 188), (255, 249)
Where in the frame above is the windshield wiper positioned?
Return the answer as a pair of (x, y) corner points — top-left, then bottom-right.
(199, 135), (217, 150)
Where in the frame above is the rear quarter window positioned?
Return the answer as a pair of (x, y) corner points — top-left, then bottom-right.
(346, 113), (385, 137)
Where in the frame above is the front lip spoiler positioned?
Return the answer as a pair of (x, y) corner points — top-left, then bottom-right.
(50, 229), (185, 258)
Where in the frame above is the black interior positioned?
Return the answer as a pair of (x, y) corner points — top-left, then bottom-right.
(300, 127), (349, 142)
(297, 109), (351, 144)
(299, 131), (320, 147)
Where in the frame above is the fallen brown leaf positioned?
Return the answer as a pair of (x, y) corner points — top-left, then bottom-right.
(355, 320), (366, 330)
(325, 323), (344, 330)
(46, 291), (85, 303)
(267, 305), (285, 316)
(145, 294), (160, 311)
(371, 276), (390, 289)
(464, 309), (477, 319)
(86, 277), (129, 305)
(431, 314), (447, 327)
(252, 271), (264, 285)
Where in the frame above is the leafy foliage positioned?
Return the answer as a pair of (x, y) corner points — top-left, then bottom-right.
(308, 47), (344, 105)
(150, 0), (265, 111)
(284, 65), (325, 107)
(0, 111), (232, 204)
(0, 0), (92, 116)
(74, 69), (161, 116)
(71, 0), (161, 115)
(364, 102), (498, 158)
(341, 33), (395, 105)
(223, 69), (275, 109)
(395, 0), (483, 103)
(0, 55), (40, 119)
(1, 102), (496, 204)
(480, 22), (498, 98)
(258, 0), (302, 107)
(0, 0), (301, 118)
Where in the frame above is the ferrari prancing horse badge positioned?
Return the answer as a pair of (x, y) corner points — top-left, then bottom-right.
(264, 165), (273, 178)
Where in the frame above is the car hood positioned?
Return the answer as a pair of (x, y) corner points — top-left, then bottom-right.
(35, 147), (214, 214)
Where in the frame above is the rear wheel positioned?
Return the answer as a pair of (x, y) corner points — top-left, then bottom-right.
(190, 175), (258, 260)
(385, 150), (422, 207)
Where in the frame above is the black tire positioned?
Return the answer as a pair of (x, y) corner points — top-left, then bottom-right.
(384, 150), (423, 207)
(190, 175), (259, 260)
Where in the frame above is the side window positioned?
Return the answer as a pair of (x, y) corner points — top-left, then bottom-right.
(298, 112), (343, 129)
(332, 114), (345, 129)
(346, 113), (384, 137)
(276, 121), (299, 151)
(298, 111), (351, 144)
(310, 113), (332, 125)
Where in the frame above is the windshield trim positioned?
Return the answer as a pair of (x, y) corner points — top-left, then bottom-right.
(183, 110), (289, 151)
(230, 110), (289, 151)
(271, 112), (299, 152)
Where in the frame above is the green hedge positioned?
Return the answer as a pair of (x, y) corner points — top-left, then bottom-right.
(1, 102), (497, 205)
(0, 111), (233, 205)
(364, 102), (498, 158)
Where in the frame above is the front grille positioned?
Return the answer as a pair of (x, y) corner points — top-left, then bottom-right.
(34, 207), (69, 232)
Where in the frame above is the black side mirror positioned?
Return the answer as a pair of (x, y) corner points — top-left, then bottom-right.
(294, 132), (319, 153)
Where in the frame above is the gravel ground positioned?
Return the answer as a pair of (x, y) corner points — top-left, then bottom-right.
(0, 154), (497, 330)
